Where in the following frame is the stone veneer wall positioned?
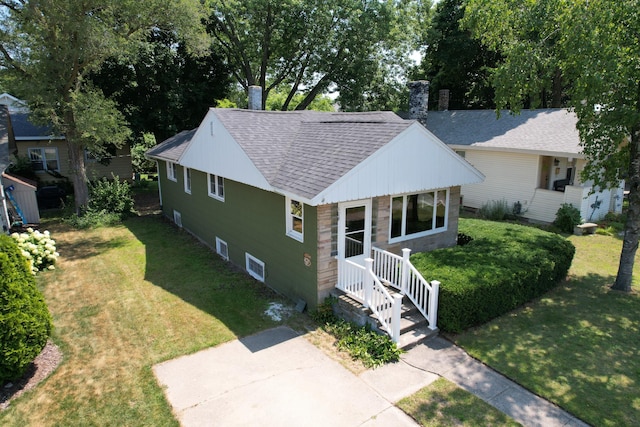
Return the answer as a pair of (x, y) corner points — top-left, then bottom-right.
(314, 186), (462, 304)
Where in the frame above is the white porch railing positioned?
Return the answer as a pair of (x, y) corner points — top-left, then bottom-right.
(336, 258), (403, 342)
(372, 247), (439, 331)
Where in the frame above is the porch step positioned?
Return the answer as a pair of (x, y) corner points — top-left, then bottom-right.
(330, 289), (438, 349)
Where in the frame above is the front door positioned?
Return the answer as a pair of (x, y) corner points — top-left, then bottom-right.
(338, 199), (372, 264)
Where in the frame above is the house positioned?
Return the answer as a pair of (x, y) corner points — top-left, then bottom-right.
(146, 87), (484, 326)
(423, 107), (624, 223)
(1, 104), (40, 230)
(1, 104), (12, 232)
(0, 94), (133, 184)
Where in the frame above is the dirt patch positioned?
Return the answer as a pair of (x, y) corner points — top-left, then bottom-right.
(133, 190), (161, 216)
(1, 340), (63, 410)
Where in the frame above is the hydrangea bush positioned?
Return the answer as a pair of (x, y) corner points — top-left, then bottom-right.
(11, 228), (59, 274)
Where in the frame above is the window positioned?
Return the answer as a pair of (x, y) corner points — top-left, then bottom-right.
(167, 162), (177, 182)
(390, 189), (449, 241)
(173, 209), (182, 228)
(28, 147), (59, 172)
(184, 167), (192, 194)
(286, 197), (303, 241)
(207, 173), (225, 201)
(216, 237), (229, 261)
(245, 253), (265, 282)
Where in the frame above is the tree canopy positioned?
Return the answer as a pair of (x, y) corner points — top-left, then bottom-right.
(0, 0), (207, 211)
(205, 0), (427, 111)
(464, 0), (640, 291)
(413, 0), (499, 110)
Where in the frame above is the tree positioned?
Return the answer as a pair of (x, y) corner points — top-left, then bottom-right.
(0, 0), (207, 212)
(413, 0), (500, 110)
(463, 0), (567, 109)
(464, 0), (640, 292)
(205, 0), (422, 111)
(91, 32), (231, 143)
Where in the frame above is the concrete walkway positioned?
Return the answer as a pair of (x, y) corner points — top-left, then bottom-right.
(153, 326), (589, 427)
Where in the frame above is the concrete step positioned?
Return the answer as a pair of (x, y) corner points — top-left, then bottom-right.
(398, 324), (439, 349)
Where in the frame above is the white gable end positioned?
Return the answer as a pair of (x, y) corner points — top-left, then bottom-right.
(178, 110), (271, 191)
(311, 123), (484, 205)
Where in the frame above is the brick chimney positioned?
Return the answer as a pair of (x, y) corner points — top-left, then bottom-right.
(438, 89), (450, 111)
(248, 85), (262, 110)
(407, 80), (429, 126)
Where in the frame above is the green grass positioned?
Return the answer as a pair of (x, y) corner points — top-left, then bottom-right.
(0, 216), (305, 426)
(454, 233), (640, 427)
(398, 378), (521, 426)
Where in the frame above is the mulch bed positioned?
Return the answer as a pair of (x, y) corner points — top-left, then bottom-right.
(1, 341), (63, 410)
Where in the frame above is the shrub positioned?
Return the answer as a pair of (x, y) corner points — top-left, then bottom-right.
(11, 228), (59, 274)
(554, 203), (582, 233)
(0, 235), (53, 383)
(478, 199), (511, 221)
(66, 174), (135, 228)
(411, 218), (575, 333)
(312, 298), (402, 368)
(87, 174), (135, 217)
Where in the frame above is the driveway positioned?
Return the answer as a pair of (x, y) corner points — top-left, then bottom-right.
(153, 326), (436, 426)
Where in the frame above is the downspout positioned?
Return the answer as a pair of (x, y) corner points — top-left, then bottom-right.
(155, 160), (163, 207)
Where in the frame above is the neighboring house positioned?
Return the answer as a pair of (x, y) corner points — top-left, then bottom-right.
(146, 87), (484, 314)
(1, 104), (40, 230)
(424, 108), (624, 223)
(0, 94), (133, 183)
(1, 104), (12, 232)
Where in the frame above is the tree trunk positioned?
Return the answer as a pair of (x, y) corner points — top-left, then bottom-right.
(612, 121), (640, 292)
(67, 140), (90, 214)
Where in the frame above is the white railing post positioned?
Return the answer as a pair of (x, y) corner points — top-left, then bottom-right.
(364, 258), (374, 308)
(391, 293), (403, 343)
(428, 280), (440, 330)
(401, 248), (411, 294)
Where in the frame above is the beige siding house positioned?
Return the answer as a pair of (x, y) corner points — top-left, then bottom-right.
(425, 109), (624, 223)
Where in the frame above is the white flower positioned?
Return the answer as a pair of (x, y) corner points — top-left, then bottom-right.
(47, 265), (55, 271)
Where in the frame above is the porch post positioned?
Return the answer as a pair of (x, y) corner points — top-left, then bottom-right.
(428, 280), (440, 330)
(401, 248), (411, 294)
(364, 258), (374, 309)
(391, 293), (403, 343)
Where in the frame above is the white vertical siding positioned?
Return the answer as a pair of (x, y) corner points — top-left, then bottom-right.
(460, 150), (539, 212)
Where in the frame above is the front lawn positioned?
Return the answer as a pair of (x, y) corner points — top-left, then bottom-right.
(454, 232), (639, 426)
(0, 216), (303, 426)
(398, 378), (521, 426)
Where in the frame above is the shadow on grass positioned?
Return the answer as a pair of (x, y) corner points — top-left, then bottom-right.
(455, 272), (639, 427)
(124, 215), (286, 339)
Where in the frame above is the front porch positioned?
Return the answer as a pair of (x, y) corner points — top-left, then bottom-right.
(334, 247), (440, 348)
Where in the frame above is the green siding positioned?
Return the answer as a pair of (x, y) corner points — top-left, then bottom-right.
(158, 161), (320, 308)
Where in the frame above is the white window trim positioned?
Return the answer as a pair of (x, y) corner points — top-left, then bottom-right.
(216, 237), (229, 261)
(245, 253), (265, 282)
(28, 147), (60, 172)
(207, 173), (225, 201)
(388, 188), (450, 244)
(184, 167), (192, 194)
(285, 197), (304, 242)
(167, 162), (177, 182)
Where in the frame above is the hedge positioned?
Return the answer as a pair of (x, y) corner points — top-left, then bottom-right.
(0, 234), (53, 382)
(411, 218), (575, 333)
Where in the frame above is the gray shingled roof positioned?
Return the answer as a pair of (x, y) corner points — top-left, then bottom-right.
(9, 112), (59, 140)
(212, 109), (411, 198)
(425, 109), (582, 155)
(146, 128), (197, 162)
(149, 109), (414, 199)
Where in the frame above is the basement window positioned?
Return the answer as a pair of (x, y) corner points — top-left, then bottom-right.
(216, 237), (229, 261)
(245, 253), (265, 282)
